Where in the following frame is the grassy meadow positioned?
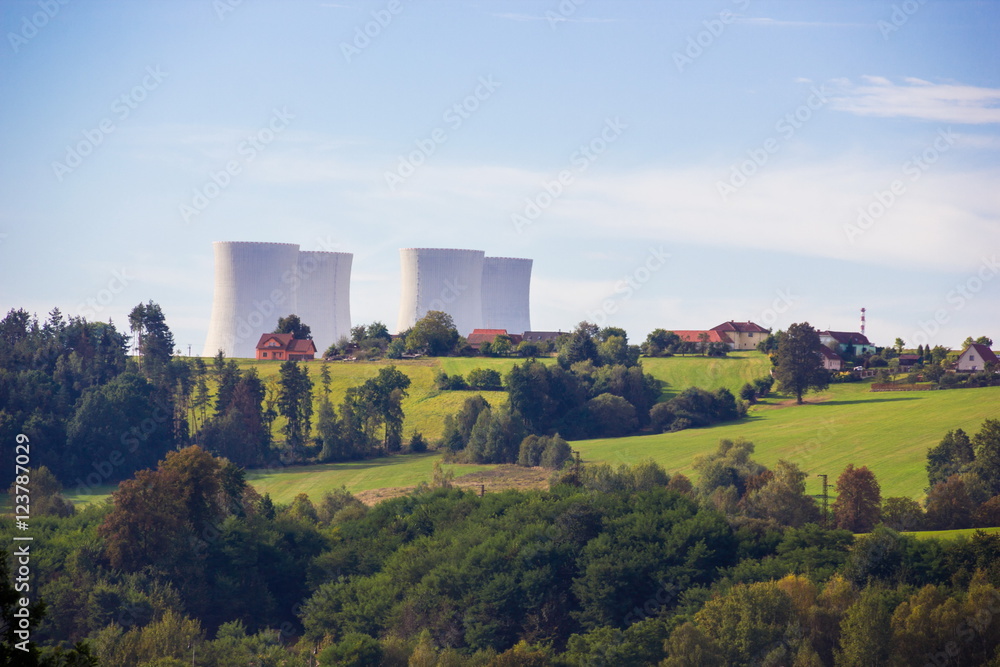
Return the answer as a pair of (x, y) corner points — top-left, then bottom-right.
(60, 352), (1000, 510)
(574, 381), (1000, 500)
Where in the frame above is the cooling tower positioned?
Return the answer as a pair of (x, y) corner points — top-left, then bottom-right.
(481, 257), (532, 334)
(293, 251), (353, 352)
(203, 242), (301, 358)
(396, 248), (485, 336)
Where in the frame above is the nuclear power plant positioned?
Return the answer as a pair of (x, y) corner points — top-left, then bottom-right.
(482, 257), (533, 334)
(396, 248), (532, 335)
(203, 241), (353, 358)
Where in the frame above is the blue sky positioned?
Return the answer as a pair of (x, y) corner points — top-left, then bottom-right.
(1, 0), (998, 353)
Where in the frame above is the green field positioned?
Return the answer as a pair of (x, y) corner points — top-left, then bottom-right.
(903, 526), (1000, 541)
(640, 352), (773, 399)
(244, 454), (493, 504)
(231, 352), (771, 440)
(60, 354), (1000, 507)
(574, 381), (1000, 500)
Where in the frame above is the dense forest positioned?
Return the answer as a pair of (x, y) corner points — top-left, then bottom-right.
(4, 444), (1000, 665)
(4, 305), (1000, 665)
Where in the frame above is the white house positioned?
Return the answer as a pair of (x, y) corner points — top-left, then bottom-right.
(956, 343), (999, 372)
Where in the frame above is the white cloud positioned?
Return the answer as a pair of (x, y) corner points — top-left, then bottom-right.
(830, 77), (1000, 124)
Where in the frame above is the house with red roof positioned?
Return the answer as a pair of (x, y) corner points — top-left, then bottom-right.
(466, 329), (522, 351)
(255, 333), (317, 361)
(710, 321), (769, 351)
(819, 345), (843, 371)
(671, 330), (733, 346)
(956, 343), (999, 372)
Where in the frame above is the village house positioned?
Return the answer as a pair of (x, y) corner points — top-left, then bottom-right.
(671, 330), (734, 346)
(819, 345), (843, 372)
(466, 329), (522, 351)
(818, 331), (876, 357)
(955, 343), (999, 372)
(710, 321), (769, 351)
(255, 333), (317, 361)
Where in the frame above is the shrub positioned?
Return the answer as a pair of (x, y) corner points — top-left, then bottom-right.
(467, 367), (503, 391)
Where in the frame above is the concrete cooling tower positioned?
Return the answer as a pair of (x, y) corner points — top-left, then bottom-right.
(396, 248), (485, 336)
(203, 242), (353, 358)
(293, 251), (353, 353)
(481, 257), (532, 333)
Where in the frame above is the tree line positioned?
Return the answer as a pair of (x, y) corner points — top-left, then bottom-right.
(5, 445), (1000, 665)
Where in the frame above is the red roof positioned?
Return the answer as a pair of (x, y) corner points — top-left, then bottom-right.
(256, 333), (317, 354)
(818, 346), (842, 360)
(711, 321), (769, 334)
(467, 329), (509, 346)
(962, 343), (999, 366)
(671, 330), (733, 344)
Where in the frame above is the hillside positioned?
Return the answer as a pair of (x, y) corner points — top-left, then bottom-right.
(574, 381), (1000, 500)
(61, 354), (997, 507)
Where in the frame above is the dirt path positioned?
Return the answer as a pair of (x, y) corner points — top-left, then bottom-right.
(353, 465), (552, 506)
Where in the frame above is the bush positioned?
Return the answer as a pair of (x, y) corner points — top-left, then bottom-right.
(467, 367), (503, 391)
(587, 393), (638, 437)
(434, 370), (468, 391)
(539, 435), (572, 470)
(409, 432), (428, 453)
(753, 376), (774, 397)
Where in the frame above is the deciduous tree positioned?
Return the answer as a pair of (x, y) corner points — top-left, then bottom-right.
(774, 322), (829, 404)
(832, 464), (881, 533)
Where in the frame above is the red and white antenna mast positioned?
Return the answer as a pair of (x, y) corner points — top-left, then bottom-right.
(860, 307), (866, 337)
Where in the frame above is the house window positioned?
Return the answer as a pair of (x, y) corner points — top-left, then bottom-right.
(261, 352), (267, 358)
(970, 355), (976, 361)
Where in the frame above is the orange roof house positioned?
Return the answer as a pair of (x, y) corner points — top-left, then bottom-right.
(255, 333), (317, 361)
(466, 329), (522, 350)
(710, 321), (769, 350)
(671, 330), (733, 345)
